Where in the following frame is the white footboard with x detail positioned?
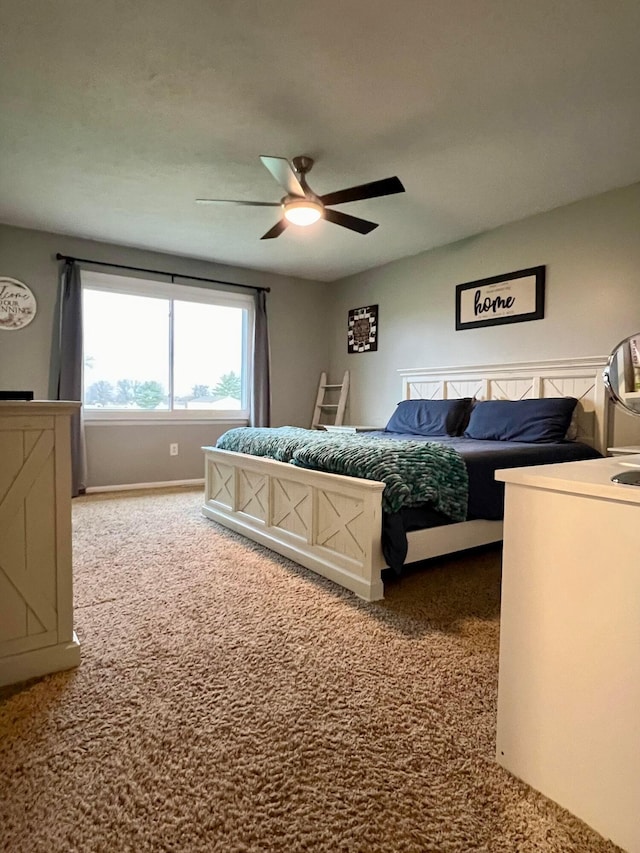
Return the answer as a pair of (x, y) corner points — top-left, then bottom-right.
(202, 447), (387, 600)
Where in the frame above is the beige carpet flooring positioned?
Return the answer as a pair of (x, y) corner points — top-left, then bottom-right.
(0, 488), (622, 853)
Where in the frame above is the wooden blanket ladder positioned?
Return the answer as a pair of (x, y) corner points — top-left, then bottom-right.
(311, 370), (350, 429)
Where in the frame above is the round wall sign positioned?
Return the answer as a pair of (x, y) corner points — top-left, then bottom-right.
(0, 277), (37, 330)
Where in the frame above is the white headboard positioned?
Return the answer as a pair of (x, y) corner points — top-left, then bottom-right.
(398, 357), (609, 454)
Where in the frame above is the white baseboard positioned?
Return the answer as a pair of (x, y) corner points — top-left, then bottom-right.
(85, 478), (204, 494)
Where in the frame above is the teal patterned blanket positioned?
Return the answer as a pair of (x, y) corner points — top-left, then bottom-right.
(216, 427), (468, 519)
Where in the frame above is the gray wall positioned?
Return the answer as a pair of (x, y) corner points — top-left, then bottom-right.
(0, 224), (329, 487)
(3, 180), (639, 491)
(327, 182), (640, 445)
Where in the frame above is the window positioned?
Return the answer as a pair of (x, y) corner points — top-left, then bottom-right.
(82, 271), (253, 421)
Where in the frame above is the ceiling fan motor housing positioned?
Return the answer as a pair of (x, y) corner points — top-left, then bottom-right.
(291, 155), (314, 176)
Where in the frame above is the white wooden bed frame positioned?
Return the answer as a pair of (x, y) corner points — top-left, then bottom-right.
(202, 357), (609, 601)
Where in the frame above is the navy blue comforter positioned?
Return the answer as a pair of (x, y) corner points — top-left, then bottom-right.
(367, 433), (602, 520)
(366, 432), (601, 571)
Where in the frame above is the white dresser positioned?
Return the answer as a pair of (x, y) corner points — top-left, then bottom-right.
(495, 456), (640, 853)
(0, 401), (81, 687)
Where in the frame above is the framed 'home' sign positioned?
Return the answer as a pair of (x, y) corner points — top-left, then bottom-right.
(455, 266), (545, 331)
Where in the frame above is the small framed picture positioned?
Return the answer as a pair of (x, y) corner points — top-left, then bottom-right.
(455, 266), (545, 330)
(348, 305), (378, 353)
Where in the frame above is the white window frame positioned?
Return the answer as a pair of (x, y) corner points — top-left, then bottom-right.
(81, 271), (254, 424)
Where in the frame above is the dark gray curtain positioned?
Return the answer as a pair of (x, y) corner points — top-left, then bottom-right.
(55, 260), (87, 496)
(250, 289), (271, 426)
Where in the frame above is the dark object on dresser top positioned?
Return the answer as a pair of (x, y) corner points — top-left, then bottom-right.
(0, 390), (34, 401)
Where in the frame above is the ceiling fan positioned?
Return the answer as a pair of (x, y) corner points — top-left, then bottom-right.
(196, 155), (405, 240)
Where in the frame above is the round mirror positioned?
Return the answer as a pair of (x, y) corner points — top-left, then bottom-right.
(603, 332), (640, 415)
(604, 332), (640, 485)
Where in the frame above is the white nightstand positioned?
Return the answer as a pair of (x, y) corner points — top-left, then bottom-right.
(607, 445), (640, 456)
(322, 425), (382, 433)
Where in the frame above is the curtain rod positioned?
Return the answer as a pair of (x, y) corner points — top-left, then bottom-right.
(55, 253), (270, 293)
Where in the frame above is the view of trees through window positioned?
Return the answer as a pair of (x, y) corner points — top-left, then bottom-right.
(82, 286), (249, 412)
(84, 372), (243, 410)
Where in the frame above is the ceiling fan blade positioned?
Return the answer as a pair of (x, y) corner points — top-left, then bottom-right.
(196, 198), (279, 207)
(260, 155), (306, 198)
(260, 219), (289, 240)
(320, 176), (405, 207)
(323, 208), (378, 234)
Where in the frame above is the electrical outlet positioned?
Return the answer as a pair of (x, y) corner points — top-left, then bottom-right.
(169, 443), (179, 456)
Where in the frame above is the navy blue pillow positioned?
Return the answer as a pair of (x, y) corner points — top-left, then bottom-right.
(463, 397), (578, 442)
(385, 398), (473, 437)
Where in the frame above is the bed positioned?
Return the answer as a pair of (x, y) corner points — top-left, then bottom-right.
(202, 357), (610, 600)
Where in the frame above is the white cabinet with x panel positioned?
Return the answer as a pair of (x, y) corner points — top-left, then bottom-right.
(0, 401), (80, 687)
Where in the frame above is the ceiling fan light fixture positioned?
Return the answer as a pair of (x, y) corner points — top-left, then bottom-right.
(283, 199), (324, 226)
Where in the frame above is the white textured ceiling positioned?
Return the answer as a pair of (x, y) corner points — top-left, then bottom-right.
(1, 1), (640, 282)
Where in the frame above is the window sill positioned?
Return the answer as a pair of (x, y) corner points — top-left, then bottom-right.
(85, 416), (249, 427)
